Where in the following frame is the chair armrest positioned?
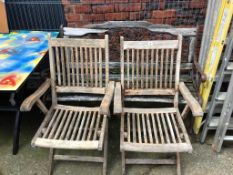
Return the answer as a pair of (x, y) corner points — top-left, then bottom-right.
(114, 82), (123, 114)
(179, 82), (203, 117)
(20, 79), (51, 112)
(99, 81), (115, 116)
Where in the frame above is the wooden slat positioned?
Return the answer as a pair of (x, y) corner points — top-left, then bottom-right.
(136, 113), (142, 143)
(105, 35), (109, 86)
(126, 158), (176, 165)
(124, 108), (176, 114)
(61, 47), (66, 85)
(146, 113), (153, 143)
(99, 48), (103, 87)
(160, 49), (164, 88)
(141, 49), (144, 88)
(127, 49), (130, 88)
(76, 111), (88, 140)
(48, 109), (65, 139)
(165, 113), (176, 143)
(59, 111), (74, 140)
(165, 49), (169, 88)
(151, 113), (159, 144)
(170, 113), (182, 143)
(93, 113), (101, 140)
(75, 47), (80, 86)
(136, 49), (139, 89)
(94, 47), (98, 87)
(169, 49), (174, 88)
(132, 113), (136, 143)
(65, 47), (71, 86)
(49, 38), (106, 48)
(150, 49), (154, 88)
(122, 142), (192, 153)
(161, 113), (170, 143)
(127, 113), (131, 142)
(54, 110), (69, 139)
(156, 113), (164, 144)
(124, 89), (175, 96)
(155, 49), (159, 88)
(54, 155), (104, 162)
(43, 109), (60, 138)
(80, 47), (84, 86)
(56, 86), (105, 94)
(34, 138), (99, 150)
(71, 111), (83, 140)
(132, 49), (135, 89)
(142, 114), (148, 143)
(145, 49), (149, 88)
(123, 40), (179, 49)
(82, 111), (92, 140)
(70, 48), (75, 86)
(84, 47), (89, 87)
(90, 48), (94, 87)
(55, 47), (61, 85)
(65, 111), (78, 140)
(87, 111), (97, 140)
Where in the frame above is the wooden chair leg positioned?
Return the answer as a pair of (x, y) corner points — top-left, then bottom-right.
(122, 151), (126, 175)
(103, 120), (108, 175)
(48, 148), (55, 175)
(176, 153), (181, 175)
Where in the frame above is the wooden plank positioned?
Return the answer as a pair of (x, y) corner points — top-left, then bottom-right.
(75, 47), (80, 86)
(60, 47), (66, 85)
(80, 47), (84, 86)
(124, 108), (176, 114)
(132, 49), (135, 89)
(49, 38), (106, 48)
(161, 113), (170, 143)
(136, 49), (139, 89)
(87, 111), (97, 140)
(127, 113), (131, 142)
(65, 47), (71, 86)
(141, 114), (148, 143)
(34, 138), (99, 150)
(59, 111), (74, 140)
(150, 49), (154, 88)
(127, 49), (130, 88)
(55, 47), (61, 86)
(136, 113), (142, 143)
(0, 2), (9, 33)
(151, 113), (159, 144)
(56, 104), (99, 112)
(146, 49), (149, 88)
(141, 49), (144, 89)
(90, 47), (94, 87)
(54, 110), (69, 139)
(54, 155), (104, 162)
(76, 111), (88, 140)
(84, 47), (89, 87)
(146, 113), (153, 143)
(165, 113), (176, 143)
(156, 113), (164, 144)
(43, 109), (59, 138)
(165, 49), (169, 88)
(155, 49), (159, 88)
(93, 113), (101, 140)
(82, 111), (92, 140)
(132, 113), (136, 143)
(171, 113), (182, 143)
(169, 49), (174, 88)
(65, 111), (78, 140)
(105, 35), (109, 86)
(160, 49), (164, 88)
(120, 36), (125, 89)
(94, 47), (98, 87)
(126, 158), (176, 165)
(56, 86), (105, 94)
(122, 142), (192, 153)
(114, 82), (122, 114)
(179, 82), (203, 116)
(124, 89), (175, 96)
(99, 48), (103, 87)
(123, 40), (179, 49)
(71, 111), (83, 140)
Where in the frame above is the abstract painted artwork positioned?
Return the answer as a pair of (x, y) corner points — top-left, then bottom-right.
(0, 31), (58, 91)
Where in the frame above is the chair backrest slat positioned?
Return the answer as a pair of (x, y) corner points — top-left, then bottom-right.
(49, 35), (109, 98)
(120, 35), (182, 93)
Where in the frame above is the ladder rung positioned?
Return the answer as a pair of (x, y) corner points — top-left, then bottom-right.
(209, 117), (233, 130)
(224, 136), (233, 141)
(216, 92), (226, 101)
(226, 62), (233, 70)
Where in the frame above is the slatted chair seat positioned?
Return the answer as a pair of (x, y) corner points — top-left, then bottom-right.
(32, 105), (107, 150)
(121, 108), (192, 153)
(115, 35), (203, 175)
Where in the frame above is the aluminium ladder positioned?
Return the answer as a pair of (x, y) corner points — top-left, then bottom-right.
(212, 67), (233, 152)
(193, 0), (233, 134)
(200, 24), (233, 144)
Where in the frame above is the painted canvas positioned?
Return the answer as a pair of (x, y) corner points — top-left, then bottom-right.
(0, 31), (58, 91)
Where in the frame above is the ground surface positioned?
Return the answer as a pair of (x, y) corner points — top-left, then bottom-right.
(0, 110), (233, 175)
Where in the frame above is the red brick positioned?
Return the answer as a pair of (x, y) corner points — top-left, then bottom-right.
(81, 0), (106, 4)
(81, 14), (105, 21)
(147, 18), (164, 24)
(106, 0), (128, 3)
(115, 3), (142, 12)
(64, 5), (75, 14)
(105, 12), (129, 21)
(152, 9), (176, 19)
(129, 12), (145, 20)
(190, 1), (207, 9)
(66, 14), (81, 22)
(92, 4), (115, 13)
(75, 4), (92, 13)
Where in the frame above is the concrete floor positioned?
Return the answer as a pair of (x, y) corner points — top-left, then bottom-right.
(0, 110), (233, 175)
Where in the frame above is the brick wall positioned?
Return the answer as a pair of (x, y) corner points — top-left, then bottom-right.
(62, 0), (207, 28)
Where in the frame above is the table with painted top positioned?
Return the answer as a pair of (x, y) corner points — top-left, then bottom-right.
(0, 30), (58, 154)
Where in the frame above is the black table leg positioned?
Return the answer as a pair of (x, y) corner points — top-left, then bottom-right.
(13, 110), (21, 155)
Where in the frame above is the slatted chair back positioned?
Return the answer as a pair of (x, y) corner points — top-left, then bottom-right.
(120, 35), (182, 96)
(48, 35), (109, 103)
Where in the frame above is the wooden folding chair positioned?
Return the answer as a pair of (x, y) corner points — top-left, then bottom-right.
(114, 35), (203, 175)
(21, 35), (114, 175)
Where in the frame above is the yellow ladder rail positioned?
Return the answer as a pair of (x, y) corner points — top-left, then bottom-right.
(194, 0), (233, 134)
